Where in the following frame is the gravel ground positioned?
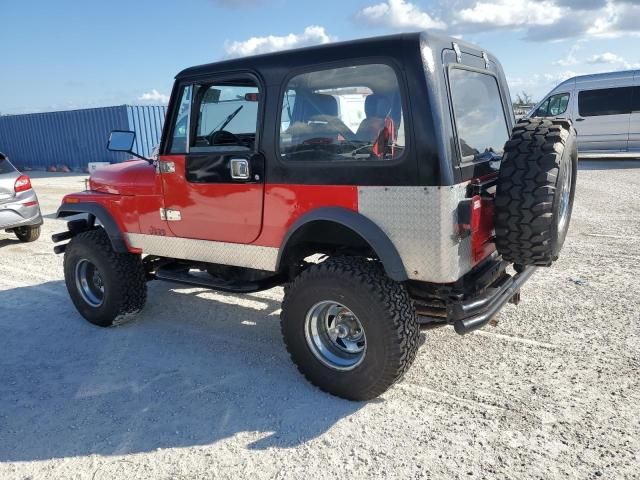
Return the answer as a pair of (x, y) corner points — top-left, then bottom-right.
(1, 163), (639, 480)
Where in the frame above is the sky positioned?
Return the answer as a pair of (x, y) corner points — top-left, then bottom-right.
(1, 0), (639, 115)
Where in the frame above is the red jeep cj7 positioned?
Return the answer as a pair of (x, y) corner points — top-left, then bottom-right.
(53, 32), (577, 400)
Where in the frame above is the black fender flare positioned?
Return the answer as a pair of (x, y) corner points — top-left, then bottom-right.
(276, 207), (408, 281)
(56, 202), (128, 253)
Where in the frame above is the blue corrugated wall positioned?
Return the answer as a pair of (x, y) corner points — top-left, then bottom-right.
(0, 105), (167, 170)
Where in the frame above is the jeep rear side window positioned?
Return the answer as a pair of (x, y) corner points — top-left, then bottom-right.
(449, 68), (509, 162)
(191, 81), (260, 153)
(279, 64), (405, 162)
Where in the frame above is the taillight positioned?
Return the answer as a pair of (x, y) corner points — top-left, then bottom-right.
(14, 175), (32, 193)
(457, 195), (483, 234)
(458, 194), (496, 263)
(469, 195), (482, 234)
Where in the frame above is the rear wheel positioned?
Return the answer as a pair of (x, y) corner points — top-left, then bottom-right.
(281, 257), (419, 401)
(14, 225), (40, 242)
(64, 229), (147, 327)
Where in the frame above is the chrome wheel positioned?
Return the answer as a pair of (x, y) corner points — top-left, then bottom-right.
(557, 159), (572, 235)
(75, 259), (105, 307)
(304, 300), (366, 371)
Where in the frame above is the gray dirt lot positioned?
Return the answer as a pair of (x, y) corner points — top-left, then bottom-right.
(1, 162), (639, 479)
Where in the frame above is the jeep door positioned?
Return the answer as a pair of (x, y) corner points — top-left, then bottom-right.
(575, 84), (632, 154)
(158, 74), (265, 243)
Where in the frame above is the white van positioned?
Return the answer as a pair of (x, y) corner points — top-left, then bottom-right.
(528, 70), (639, 158)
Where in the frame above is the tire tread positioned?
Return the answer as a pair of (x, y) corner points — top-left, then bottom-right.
(495, 118), (575, 266)
(281, 256), (419, 400)
(64, 229), (146, 326)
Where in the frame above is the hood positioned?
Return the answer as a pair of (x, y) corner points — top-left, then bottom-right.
(89, 159), (157, 196)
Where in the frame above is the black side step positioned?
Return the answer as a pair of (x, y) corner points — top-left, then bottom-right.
(154, 265), (285, 294)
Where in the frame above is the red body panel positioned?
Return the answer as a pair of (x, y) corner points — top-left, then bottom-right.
(256, 185), (358, 247)
(159, 155), (264, 243)
(67, 160), (167, 241)
(90, 160), (157, 196)
(66, 158), (497, 279)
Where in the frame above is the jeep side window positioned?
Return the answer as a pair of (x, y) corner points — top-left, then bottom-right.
(190, 82), (260, 153)
(535, 93), (569, 117)
(279, 63), (405, 162)
(168, 85), (192, 154)
(448, 68), (509, 162)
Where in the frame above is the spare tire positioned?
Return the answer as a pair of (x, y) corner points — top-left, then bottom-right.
(494, 118), (577, 267)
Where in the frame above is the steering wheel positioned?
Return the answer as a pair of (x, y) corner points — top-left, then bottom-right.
(207, 130), (241, 146)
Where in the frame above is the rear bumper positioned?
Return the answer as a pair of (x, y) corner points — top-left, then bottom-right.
(0, 189), (43, 230)
(448, 266), (536, 334)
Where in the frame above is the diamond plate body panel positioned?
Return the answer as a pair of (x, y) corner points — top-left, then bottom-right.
(126, 233), (279, 271)
(358, 185), (471, 283)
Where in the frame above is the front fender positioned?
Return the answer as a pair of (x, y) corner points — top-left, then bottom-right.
(276, 207), (408, 281)
(56, 202), (129, 253)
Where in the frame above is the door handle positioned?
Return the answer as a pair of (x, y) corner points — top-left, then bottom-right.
(576, 118), (585, 122)
(230, 158), (250, 180)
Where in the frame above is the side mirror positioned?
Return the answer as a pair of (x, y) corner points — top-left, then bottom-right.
(107, 130), (136, 152)
(0, 152), (7, 161)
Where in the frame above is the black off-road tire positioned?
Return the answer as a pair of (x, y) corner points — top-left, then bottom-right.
(281, 256), (420, 401)
(64, 229), (147, 327)
(494, 118), (577, 266)
(14, 225), (40, 242)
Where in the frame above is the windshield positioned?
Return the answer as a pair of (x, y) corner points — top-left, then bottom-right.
(449, 68), (509, 162)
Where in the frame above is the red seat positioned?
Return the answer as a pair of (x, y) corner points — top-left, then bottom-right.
(355, 94), (392, 143)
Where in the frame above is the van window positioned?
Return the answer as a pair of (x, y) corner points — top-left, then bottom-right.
(578, 87), (633, 117)
(535, 93), (570, 117)
(632, 86), (640, 112)
(279, 64), (405, 162)
(449, 68), (509, 162)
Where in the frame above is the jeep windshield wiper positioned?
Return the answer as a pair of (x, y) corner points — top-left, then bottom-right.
(207, 105), (243, 140)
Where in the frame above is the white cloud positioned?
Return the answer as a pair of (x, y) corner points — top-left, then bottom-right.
(457, 0), (562, 27)
(587, 52), (626, 64)
(543, 70), (579, 85)
(224, 26), (334, 57)
(355, 0), (446, 30)
(351, 0), (640, 41)
(587, 52), (640, 69)
(553, 44), (580, 66)
(137, 89), (170, 104)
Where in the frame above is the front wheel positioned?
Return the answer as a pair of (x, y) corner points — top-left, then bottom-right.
(63, 229), (147, 327)
(281, 257), (420, 401)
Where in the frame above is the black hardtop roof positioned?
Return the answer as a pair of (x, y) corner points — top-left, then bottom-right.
(175, 31), (483, 80)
